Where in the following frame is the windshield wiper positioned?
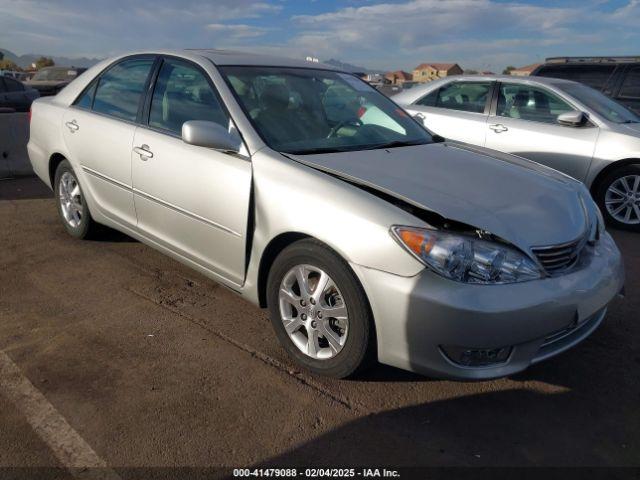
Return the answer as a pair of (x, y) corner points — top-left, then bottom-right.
(285, 146), (355, 155)
(359, 140), (429, 151)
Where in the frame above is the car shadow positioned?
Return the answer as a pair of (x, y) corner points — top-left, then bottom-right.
(0, 176), (53, 200)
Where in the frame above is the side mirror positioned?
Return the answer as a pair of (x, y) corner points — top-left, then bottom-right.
(557, 110), (586, 127)
(182, 120), (242, 153)
(431, 134), (446, 143)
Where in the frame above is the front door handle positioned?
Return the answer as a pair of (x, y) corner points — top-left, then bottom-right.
(133, 144), (154, 160)
(65, 120), (79, 133)
(489, 123), (508, 133)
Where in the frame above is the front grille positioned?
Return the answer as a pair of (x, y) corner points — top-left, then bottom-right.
(531, 236), (586, 274)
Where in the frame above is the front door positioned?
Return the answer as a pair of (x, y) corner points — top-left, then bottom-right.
(131, 57), (252, 285)
(485, 82), (599, 182)
(406, 81), (493, 146)
(62, 56), (156, 227)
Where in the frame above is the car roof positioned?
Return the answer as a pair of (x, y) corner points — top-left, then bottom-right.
(391, 74), (579, 103)
(184, 48), (341, 70)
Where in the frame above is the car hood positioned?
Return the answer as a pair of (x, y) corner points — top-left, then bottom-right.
(286, 142), (589, 250)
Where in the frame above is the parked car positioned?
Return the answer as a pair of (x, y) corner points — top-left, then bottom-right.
(28, 50), (623, 380)
(0, 75), (39, 112)
(394, 74), (640, 230)
(25, 66), (87, 96)
(531, 56), (640, 114)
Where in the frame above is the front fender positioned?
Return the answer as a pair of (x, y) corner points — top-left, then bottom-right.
(241, 149), (426, 304)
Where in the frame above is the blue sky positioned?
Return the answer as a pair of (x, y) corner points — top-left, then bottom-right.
(1, 0), (638, 72)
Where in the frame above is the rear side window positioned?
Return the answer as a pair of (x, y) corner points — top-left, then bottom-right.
(619, 67), (640, 99)
(536, 65), (616, 91)
(92, 58), (154, 122)
(148, 59), (229, 135)
(418, 82), (491, 113)
(74, 81), (97, 109)
(497, 84), (573, 124)
(3, 77), (24, 92)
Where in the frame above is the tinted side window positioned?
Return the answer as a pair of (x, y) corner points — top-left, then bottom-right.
(619, 67), (640, 99)
(415, 89), (438, 107)
(149, 59), (229, 135)
(427, 82), (491, 113)
(74, 81), (97, 109)
(4, 77), (24, 92)
(93, 58), (154, 122)
(497, 84), (572, 124)
(536, 65), (615, 91)
(0, 78), (6, 93)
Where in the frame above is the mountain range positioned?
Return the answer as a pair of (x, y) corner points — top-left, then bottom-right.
(0, 48), (102, 68)
(1, 49), (382, 73)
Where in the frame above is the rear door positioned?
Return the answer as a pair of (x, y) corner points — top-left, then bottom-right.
(485, 82), (599, 182)
(62, 56), (156, 228)
(131, 57), (252, 285)
(406, 80), (493, 145)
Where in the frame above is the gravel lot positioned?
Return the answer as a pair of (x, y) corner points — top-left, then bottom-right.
(0, 177), (638, 478)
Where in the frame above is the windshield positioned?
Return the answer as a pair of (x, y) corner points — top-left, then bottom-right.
(557, 82), (639, 124)
(32, 68), (78, 82)
(219, 66), (432, 154)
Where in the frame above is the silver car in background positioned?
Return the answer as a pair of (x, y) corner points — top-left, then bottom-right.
(394, 75), (640, 230)
(28, 50), (624, 380)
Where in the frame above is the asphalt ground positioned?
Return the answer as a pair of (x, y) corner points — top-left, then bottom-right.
(0, 177), (638, 479)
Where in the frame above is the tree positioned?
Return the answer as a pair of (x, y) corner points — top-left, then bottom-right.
(35, 56), (55, 69)
(0, 59), (19, 71)
(502, 65), (516, 75)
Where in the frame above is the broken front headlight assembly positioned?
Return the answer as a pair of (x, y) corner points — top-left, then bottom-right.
(391, 226), (543, 284)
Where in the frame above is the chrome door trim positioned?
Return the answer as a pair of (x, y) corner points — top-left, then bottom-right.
(132, 187), (242, 238)
(82, 166), (132, 191)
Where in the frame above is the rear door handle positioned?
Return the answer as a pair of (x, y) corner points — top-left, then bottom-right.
(489, 123), (508, 133)
(65, 120), (79, 132)
(133, 144), (154, 160)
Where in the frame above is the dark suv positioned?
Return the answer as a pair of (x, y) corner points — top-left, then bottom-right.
(531, 56), (640, 114)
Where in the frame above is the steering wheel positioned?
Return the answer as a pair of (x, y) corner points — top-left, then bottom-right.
(327, 118), (363, 138)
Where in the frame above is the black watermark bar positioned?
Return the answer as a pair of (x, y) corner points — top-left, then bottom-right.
(0, 467), (639, 480)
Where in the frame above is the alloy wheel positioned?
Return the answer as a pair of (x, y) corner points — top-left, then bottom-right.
(58, 171), (83, 228)
(278, 264), (349, 360)
(605, 175), (640, 225)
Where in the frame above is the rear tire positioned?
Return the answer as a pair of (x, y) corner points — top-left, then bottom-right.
(267, 239), (375, 378)
(594, 164), (640, 232)
(54, 160), (99, 239)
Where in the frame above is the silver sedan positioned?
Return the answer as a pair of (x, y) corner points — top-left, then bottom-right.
(393, 75), (640, 231)
(28, 50), (624, 380)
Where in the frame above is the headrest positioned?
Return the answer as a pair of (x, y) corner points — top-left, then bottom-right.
(260, 83), (290, 111)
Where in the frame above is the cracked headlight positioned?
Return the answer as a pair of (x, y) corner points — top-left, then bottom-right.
(391, 226), (543, 284)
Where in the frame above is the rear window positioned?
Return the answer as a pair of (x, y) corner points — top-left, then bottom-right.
(536, 65), (616, 91)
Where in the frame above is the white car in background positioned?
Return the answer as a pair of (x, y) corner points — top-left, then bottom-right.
(394, 75), (640, 231)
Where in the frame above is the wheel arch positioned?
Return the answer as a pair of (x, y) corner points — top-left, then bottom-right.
(48, 152), (68, 187)
(590, 158), (640, 195)
(256, 232), (311, 308)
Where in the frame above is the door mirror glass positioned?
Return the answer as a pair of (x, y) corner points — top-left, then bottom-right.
(182, 120), (241, 153)
(557, 110), (586, 127)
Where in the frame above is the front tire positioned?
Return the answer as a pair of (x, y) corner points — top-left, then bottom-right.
(267, 239), (375, 378)
(54, 160), (98, 239)
(594, 165), (640, 232)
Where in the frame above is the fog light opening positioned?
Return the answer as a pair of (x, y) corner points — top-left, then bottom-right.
(440, 345), (512, 367)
